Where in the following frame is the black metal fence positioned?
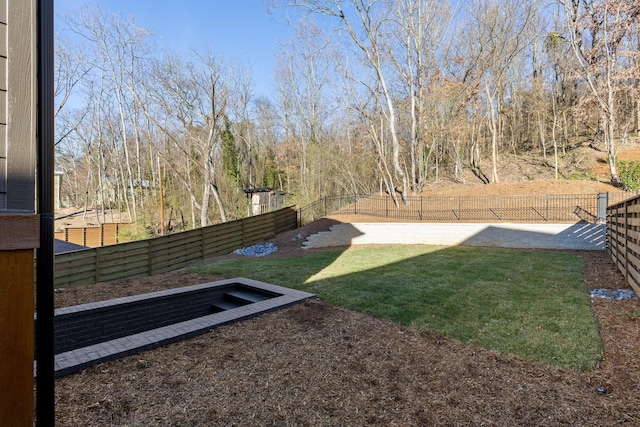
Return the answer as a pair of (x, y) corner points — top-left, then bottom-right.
(298, 194), (364, 226)
(298, 192), (637, 226)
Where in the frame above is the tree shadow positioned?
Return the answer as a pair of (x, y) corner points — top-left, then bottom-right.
(292, 223), (603, 369)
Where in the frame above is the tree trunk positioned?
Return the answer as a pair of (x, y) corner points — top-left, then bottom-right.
(485, 85), (500, 183)
(210, 183), (227, 223)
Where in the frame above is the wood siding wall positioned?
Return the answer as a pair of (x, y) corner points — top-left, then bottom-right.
(0, 0), (35, 212)
(0, 3), (6, 209)
(0, 1), (36, 425)
(606, 196), (640, 297)
(53, 207), (298, 288)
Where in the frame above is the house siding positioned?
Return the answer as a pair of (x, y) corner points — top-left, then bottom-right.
(0, 4), (7, 209)
(1, 0), (35, 212)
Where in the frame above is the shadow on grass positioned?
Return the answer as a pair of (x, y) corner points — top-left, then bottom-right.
(190, 221), (603, 371)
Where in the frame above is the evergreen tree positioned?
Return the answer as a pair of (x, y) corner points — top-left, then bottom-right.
(221, 118), (240, 184)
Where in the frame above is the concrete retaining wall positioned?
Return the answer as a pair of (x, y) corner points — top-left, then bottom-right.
(303, 222), (605, 251)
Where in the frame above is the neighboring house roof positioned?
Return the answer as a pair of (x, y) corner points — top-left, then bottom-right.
(243, 187), (273, 194)
(54, 239), (88, 254)
(242, 188), (286, 195)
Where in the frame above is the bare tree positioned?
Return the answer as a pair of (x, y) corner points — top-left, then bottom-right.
(464, 0), (534, 183)
(275, 18), (336, 199)
(144, 52), (230, 226)
(386, 0), (456, 194)
(561, 0), (640, 184)
(54, 31), (92, 147)
(64, 6), (153, 221)
(277, 0), (410, 203)
(253, 96), (287, 189)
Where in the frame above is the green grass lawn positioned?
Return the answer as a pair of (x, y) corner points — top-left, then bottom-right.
(190, 245), (602, 371)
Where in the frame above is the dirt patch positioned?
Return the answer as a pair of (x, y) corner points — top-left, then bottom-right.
(591, 146), (640, 178)
(52, 180), (640, 425)
(323, 178), (627, 224)
(421, 178), (622, 197)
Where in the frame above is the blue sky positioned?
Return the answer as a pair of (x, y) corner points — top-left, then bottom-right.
(55, 0), (297, 98)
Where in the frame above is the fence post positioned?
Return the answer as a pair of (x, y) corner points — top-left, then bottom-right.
(95, 246), (101, 283)
(605, 205), (608, 250)
(386, 196), (389, 218)
(625, 201), (629, 287)
(597, 192), (608, 223)
(241, 217), (247, 247)
(148, 239), (153, 277)
(546, 194), (549, 221)
(200, 226), (205, 262)
(616, 205), (620, 264)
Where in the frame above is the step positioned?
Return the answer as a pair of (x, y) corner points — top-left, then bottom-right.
(303, 225), (351, 248)
(224, 289), (271, 305)
(209, 301), (241, 312)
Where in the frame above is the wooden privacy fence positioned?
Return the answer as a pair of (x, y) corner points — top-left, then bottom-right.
(54, 207), (297, 288)
(54, 223), (130, 247)
(607, 196), (640, 297)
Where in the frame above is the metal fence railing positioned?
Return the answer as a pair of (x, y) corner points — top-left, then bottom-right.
(297, 194), (366, 226)
(298, 192), (638, 226)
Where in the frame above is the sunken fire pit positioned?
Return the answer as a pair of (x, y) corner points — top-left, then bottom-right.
(45, 278), (315, 377)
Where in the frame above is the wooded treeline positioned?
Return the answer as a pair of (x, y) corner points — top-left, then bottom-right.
(55, 0), (640, 234)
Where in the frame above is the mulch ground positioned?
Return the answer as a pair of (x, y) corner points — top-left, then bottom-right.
(52, 180), (640, 426)
(53, 244), (640, 425)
